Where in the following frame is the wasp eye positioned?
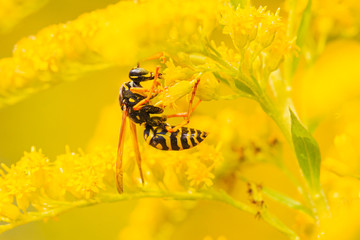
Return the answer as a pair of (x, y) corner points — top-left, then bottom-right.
(129, 68), (148, 76)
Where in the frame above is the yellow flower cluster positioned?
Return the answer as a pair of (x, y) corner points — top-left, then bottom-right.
(0, 124), (283, 233)
(0, 146), (115, 223)
(146, 4), (299, 107)
(0, 139), (224, 229)
(219, 5), (298, 83)
(0, 147), (49, 220)
(0, 0), (220, 108)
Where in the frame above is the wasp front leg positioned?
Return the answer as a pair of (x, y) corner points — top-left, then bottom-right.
(130, 87), (166, 97)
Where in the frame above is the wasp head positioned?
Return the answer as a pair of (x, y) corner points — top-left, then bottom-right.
(129, 67), (162, 82)
(129, 67), (153, 82)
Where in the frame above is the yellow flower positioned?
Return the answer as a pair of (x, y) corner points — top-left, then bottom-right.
(0, 147), (49, 212)
(216, 4), (298, 89)
(53, 146), (115, 199)
(186, 162), (215, 188)
(221, 5), (262, 49)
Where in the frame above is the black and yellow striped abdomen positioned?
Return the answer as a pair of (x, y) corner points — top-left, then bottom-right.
(143, 125), (208, 151)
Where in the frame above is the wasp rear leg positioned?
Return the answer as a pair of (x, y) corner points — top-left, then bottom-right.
(166, 78), (202, 133)
(166, 99), (201, 119)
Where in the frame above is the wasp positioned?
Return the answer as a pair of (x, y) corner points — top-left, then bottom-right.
(116, 66), (208, 193)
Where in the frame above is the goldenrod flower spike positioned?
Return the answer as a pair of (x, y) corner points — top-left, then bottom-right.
(0, 138), (301, 239)
(0, 0), (219, 108)
(218, 5), (297, 87)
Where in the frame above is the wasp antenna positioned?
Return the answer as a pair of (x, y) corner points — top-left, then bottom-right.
(140, 52), (166, 63)
(136, 62), (140, 68)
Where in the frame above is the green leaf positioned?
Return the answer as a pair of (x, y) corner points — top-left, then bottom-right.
(291, 0), (312, 75)
(234, 78), (254, 96)
(263, 187), (314, 218)
(296, 0), (312, 48)
(290, 108), (321, 193)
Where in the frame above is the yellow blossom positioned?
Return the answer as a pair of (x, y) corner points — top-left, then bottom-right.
(221, 5), (262, 49)
(186, 162), (215, 188)
(0, 147), (49, 212)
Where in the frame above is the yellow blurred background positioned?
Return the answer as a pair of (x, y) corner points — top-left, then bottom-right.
(2, 0), (360, 239)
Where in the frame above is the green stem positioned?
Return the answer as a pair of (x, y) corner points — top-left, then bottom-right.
(0, 190), (299, 239)
(257, 93), (292, 143)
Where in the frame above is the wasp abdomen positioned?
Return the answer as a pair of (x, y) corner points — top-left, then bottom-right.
(144, 125), (208, 151)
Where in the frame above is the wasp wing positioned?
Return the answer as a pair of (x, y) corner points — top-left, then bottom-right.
(116, 106), (128, 193)
(129, 121), (145, 185)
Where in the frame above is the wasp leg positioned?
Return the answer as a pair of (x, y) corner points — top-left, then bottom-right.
(166, 78), (201, 133)
(166, 100), (201, 119)
(116, 106), (128, 194)
(133, 66), (161, 111)
(129, 120), (145, 186)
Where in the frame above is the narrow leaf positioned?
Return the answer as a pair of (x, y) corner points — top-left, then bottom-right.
(290, 108), (321, 193)
(234, 79), (254, 96)
(263, 187), (314, 218)
(291, 0), (312, 75)
(296, 0), (312, 48)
